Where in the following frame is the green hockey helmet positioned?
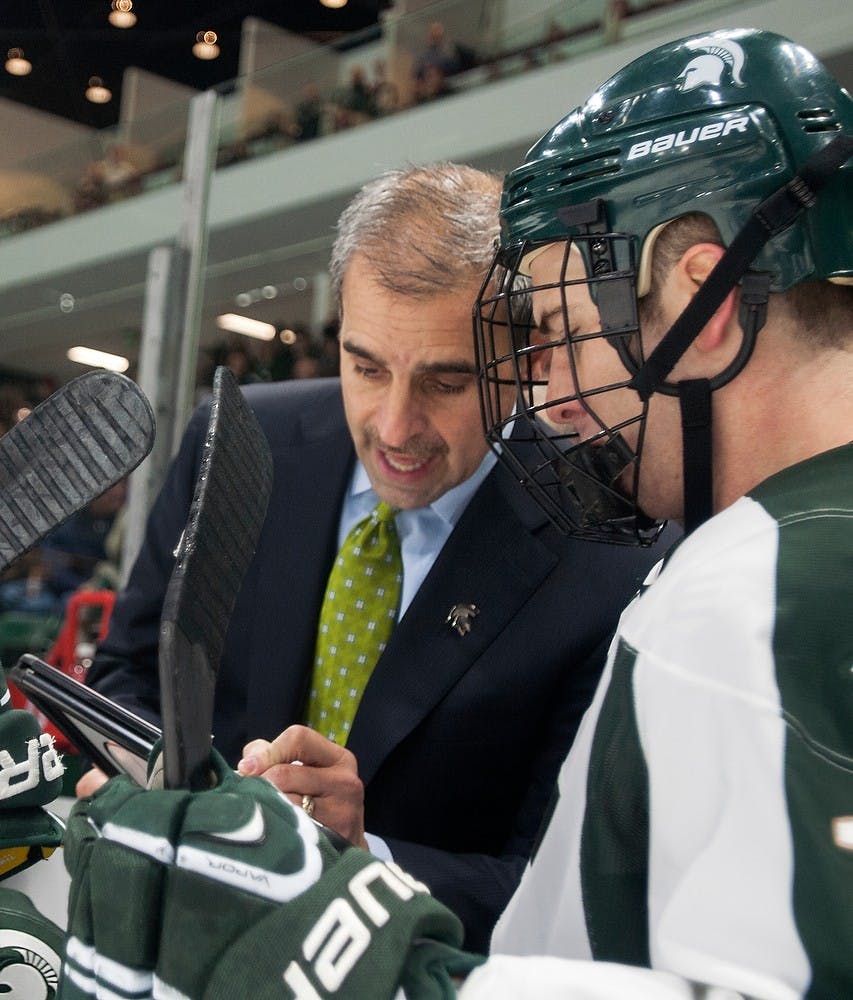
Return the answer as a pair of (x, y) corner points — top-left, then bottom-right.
(474, 29), (852, 542)
(501, 27), (853, 292)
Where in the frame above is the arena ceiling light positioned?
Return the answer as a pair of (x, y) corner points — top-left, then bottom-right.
(85, 76), (113, 103)
(193, 30), (220, 60)
(67, 346), (129, 372)
(109, 0), (137, 28)
(5, 48), (32, 76)
(216, 313), (276, 341)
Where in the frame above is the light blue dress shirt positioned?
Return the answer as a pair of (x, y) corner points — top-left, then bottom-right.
(335, 447), (497, 860)
(338, 448), (497, 620)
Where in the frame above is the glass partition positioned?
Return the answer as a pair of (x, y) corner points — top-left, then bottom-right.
(0, 0), (713, 241)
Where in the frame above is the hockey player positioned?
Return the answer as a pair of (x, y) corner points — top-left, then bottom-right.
(466, 25), (853, 999)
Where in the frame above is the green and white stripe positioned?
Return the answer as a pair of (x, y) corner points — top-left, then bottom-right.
(493, 445), (853, 999)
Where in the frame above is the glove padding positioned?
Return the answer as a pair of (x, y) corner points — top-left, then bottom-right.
(60, 749), (482, 999)
(0, 665), (65, 882)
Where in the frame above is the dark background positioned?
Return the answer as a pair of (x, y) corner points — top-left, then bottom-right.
(0, 0), (390, 128)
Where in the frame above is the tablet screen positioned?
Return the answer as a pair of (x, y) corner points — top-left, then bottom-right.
(9, 654), (159, 783)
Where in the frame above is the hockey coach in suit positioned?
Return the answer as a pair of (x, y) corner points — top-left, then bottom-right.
(83, 163), (674, 949)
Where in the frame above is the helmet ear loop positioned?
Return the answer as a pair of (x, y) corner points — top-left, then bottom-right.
(673, 271), (771, 535)
(643, 269), (770, 399)
(611, 329), (643, 380)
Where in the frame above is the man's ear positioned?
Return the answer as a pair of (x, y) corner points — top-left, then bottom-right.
(678, 243), (738, 353)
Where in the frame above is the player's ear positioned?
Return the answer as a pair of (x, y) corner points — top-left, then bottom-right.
(678, 243), (737, 353)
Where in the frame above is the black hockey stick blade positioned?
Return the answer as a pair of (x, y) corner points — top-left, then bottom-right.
(0, 370), (155, 575)
(158, 367), (273, 790)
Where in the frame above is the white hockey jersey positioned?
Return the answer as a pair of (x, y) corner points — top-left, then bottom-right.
(475, 444), (853, 1000)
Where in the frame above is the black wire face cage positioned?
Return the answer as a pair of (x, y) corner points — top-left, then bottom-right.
(474, 234), (665, 546)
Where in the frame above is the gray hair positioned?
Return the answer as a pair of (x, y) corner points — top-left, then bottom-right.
(329, 162), (502, 310)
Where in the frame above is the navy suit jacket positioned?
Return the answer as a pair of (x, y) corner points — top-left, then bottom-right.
(88, 378), (675, 949)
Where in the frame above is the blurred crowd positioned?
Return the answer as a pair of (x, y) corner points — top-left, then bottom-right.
(0, 2), (680, 237)
(0, 0), (669, 652)
(198, 320), (340, 391)
(0, 318), (340, 665)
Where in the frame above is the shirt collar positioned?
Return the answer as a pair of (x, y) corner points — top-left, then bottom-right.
(350, 447), (497, 529)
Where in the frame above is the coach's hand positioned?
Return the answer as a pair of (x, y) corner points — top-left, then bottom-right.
(75, 765), (109, 797)
(238, 724), (368, 850)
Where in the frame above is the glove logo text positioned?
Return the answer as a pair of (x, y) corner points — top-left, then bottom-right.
(283, 860), (430, 998)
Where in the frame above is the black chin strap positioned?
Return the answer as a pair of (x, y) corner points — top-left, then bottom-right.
(678, 271), (774, 534)
(679, 379), (713, 535)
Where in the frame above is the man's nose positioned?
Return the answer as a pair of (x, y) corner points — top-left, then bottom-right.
(374, 382), (426, 447)
(542, 348), (581, 426)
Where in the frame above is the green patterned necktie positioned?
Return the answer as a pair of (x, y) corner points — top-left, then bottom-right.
(307, 501), (402, 745)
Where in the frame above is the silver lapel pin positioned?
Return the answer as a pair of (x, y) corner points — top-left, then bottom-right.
(446, 603), (479, 636)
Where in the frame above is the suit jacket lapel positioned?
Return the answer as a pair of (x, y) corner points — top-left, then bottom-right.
(349, 466), (558, 785)
(245, 392), (354, 739)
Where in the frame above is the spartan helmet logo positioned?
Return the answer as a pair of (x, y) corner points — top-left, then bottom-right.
(677, 37), (746, 92)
